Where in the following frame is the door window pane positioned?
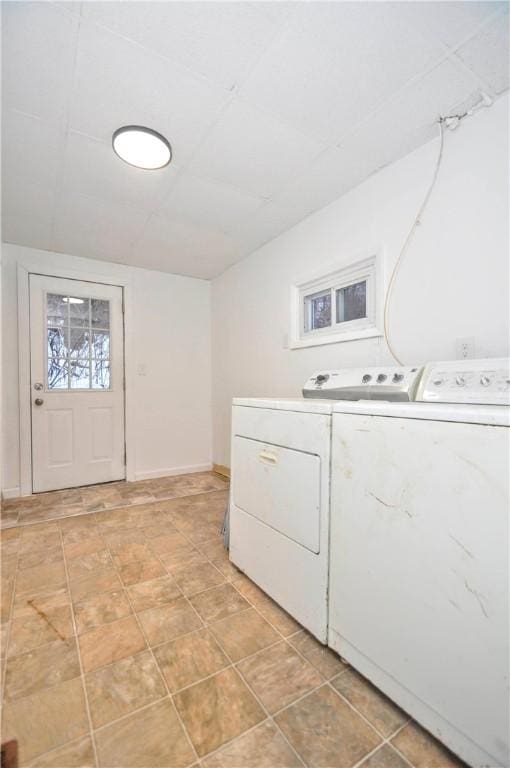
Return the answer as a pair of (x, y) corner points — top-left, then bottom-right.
(92, 331), (110, 359)
(48, 358), (69, 389)
(69, 297), (90, 327)
(46, 292), (112, 390)
(92, 360), (110, 389)
(91, 299), (110, 329)
(336, 281), (367, 323)
(70, 360), (91, 389)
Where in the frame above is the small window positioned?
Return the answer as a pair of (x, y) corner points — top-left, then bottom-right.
(291, 255), (382, 349)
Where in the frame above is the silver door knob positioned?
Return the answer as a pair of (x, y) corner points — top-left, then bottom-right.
(34, 382), (43, 391)
(34, 398), (44, 406)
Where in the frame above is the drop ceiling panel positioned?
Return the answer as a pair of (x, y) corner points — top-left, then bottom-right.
(2, 177), (55, 251)
(1, 2), (78, 124)
(188, 98), (325, 197)
(456, 8), (510, 95)
(62, 131), (179, 211)
(81, 1), (282, 91)
(397, 1), (507, 50)
(240, 1), (448, 145)
(2, 110), (63, 189)
(69, 20), (230, 164)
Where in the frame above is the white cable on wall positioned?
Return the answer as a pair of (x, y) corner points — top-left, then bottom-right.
(383, 118), (445, 366)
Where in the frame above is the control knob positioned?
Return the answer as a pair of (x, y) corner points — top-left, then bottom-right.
(377, 374), (387, 383)
(455, 375), (466, 387)
(362, 374), (372, 383)
(480, 375), (491, 387)
(432, 378), (444, 386)
(392, 373), (404, 383)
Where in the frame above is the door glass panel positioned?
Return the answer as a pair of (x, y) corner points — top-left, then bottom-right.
(70, 360), (91, 388)
(92, 360), (110, 389)
(46, 292), (112, 390)
(91, 299), (110, 329)
(47, 294), (68, 327)
(69, 297), (90, 327)
(69, 329), (90, 359)
(92, 331), (110, 359)
(48, 358), (69, 389)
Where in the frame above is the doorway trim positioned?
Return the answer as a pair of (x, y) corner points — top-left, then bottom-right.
(17, 261), (135, 496)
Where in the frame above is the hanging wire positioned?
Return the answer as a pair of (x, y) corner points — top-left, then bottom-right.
(383, 118), (446, 365)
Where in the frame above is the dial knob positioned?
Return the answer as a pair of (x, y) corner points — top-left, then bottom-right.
(455, 375), (466, 386)
(392, 373), (404, 383)
(480, 375), (491, 387)
(432, 378), (444, 386)
(362, 374), (372, 383)
(377, 374), (387, 383)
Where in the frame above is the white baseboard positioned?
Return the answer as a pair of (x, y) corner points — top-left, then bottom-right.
(2, 487), (21, 499)
(134, 464), (213, 482)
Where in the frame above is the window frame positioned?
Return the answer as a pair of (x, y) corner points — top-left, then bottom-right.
(290, 254), (383, 349)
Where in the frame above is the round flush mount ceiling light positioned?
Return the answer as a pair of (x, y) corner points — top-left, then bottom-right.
(112, 126), (172, 170)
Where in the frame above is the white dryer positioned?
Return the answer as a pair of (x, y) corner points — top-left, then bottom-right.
(329, 358), (510, 768)
(229, 366), (423, 642)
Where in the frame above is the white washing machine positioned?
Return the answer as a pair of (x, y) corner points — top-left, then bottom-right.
(229, 366), (423, 642)
(329, 358), (510, 768)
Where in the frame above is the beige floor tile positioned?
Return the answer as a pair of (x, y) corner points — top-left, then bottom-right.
(118, 558), (166, 586)
(69, 566), (122, 602)
(255, 596), (301, 636)
(85, 649), (166, 728)
(202, 720), (302, 768)
(391, 722), (466, 768)
(95, 698), (194, 768)
(79, 615), (146, 672)
(160, 545), (208, 572)
(15, 561), (67, 595)
(237, 641), (322, 714)
(232, 574), (268, 605)
(148, 531), (191, 556)
(199, 539), (227, 561)
(12, 586), (70, 619)
(174, 667), (265, 757)
(189, 583), (250, 624)
(332, 669), (408, 738)
(19, 529), (60, 554)
(1, 538), (20, 558)
(67, 549), (112, 581)
(2, 556), (17, 580)
(172, 562), (226, 596)
(111, 541), (153, 566)
(154, 628), (229, 692)
(27, 736), (95, 768)
(18, 546), (64, 572)
(210, 608), (279, 662)
(127, 575), (181, 612)
(64, 535), (106, 559)
(1, 677), (89, 763)
(358, 745), (411, 768)
(138, 597), (202, 646)
(74, 588), (132, 634)
(276, 685), (381, 768)
(5, 638), (81, 700)
(288, 630), (348, 678)
(102, 529), (145, 549)
(211, 558), (241, 581)
(8, 605), (73, 657)
(1, 577), (14, 622)
(184, 523), (221, 545)
(143, 522), (178, 538)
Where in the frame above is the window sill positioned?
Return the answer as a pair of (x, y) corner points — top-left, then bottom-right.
(289, 326), (383, 350)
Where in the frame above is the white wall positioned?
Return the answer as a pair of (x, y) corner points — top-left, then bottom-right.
(212, 94), (510, 466)
(2, 243), (212, 495)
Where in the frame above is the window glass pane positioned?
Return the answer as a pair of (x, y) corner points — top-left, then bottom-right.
(336, 281), (367, 323)
(91, 299), (110, 329)
(92, 360), (110, 389)
(70, 360), (91, 389)
(69, 329), (90, 359)
(69, 297), (90, 327)
(306, 292), (331, 331)
(47, 327), (68, 360)
(48, 358), (68, 389)
(91, 331), (110, 359)
(47, 294), (68, 327)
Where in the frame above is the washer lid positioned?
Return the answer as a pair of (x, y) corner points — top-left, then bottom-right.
(332, 400), (510, 426)
(233, 397), (335, 414)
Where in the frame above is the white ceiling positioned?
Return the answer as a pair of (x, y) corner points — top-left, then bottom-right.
(2, 1), (509, 279)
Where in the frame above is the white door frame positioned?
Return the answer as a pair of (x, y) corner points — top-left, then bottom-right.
(17, 261), (135, 496)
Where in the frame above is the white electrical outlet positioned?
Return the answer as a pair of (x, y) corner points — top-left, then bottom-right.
(455, 337), (475, 359)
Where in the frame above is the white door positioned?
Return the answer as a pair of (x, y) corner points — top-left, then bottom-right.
(30, 274), (125, 493)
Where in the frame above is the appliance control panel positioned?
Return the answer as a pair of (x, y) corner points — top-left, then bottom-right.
(417, 358), (510, 405)
(302, 366), (424, 401)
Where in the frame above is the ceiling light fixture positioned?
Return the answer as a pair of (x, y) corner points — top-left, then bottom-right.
(112, 126), (172, 170)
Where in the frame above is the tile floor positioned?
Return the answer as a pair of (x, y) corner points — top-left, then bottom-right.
(1, 473), (466, 768)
